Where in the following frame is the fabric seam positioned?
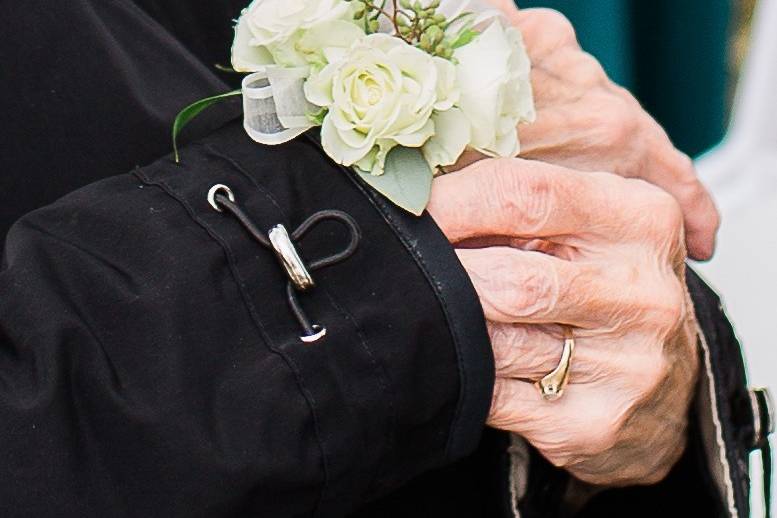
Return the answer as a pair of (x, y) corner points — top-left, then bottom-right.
(199, 144), (397, 497)
(133, 169), (331, 514)
(311, 146), (475, 461)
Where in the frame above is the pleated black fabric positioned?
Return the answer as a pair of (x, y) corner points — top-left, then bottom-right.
(0, 0), (240, 241)
(0, 1), (495, 515)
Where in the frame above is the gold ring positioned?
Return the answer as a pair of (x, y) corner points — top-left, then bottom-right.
(536, 327), (575, 401)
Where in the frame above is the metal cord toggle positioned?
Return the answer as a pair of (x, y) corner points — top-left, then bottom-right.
(208, 184), (361, 343)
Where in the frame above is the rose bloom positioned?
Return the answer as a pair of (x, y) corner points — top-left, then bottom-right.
(454, 21), (535, 157)
(231, 0), (352, 70)
(304, 34), (458, 175)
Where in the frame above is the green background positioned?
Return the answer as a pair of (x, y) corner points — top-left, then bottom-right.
(516, 0), (732, 157)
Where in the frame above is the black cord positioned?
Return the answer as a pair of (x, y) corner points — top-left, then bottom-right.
(213, 192), (361, 340)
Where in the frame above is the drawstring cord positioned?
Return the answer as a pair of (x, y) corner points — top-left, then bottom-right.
(208, 185), (361, 342)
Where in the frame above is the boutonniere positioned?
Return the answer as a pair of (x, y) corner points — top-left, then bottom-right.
(173, 0), (535, 215)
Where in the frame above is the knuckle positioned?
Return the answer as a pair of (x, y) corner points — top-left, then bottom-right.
(575, 51), (608, 84)
(635, 436), (685, 485)
(636, 274), (686, 337)
(647, 186), (684, 241)
(666, 279), (687, 329)
(654, 276), (686, 334)
(491, 161), (554, 234)
(499, 256), (559, 318)
(532, 9), (577, 45)
(550, 10), (576, 39)
(583, 421), (620, 457)
(612, 84), (640, 105)
(490, 325), (526, 372)
(577, 407), (624, 456)
(636, 351), (671, 396)
(600, 118), (628, 147)
(598, 98), (639, 146)
(675, 152), (719, 214)
(673, 151), (696, 182)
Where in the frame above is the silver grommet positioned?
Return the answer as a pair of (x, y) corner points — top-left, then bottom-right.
(750, 387), (775, 448)
(268, 224), (315, 291)
(301, 325), (326, 343)
(207, 184), (235, 212)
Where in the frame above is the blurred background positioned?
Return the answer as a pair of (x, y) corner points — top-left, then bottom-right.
(516, 0), (774, 514)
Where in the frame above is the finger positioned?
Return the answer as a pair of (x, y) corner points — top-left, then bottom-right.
(516, 99), (718, 259)
(456, 236), (572, 258)
(494, 7), (582, 57)
(487, 376), (548, 431)
(517, 93), (635, 162)
(487, 376), (584, 474)
(681, 185), (719, 261)
(489, 322), (605, 383)
(637, 143), (719, 260)
(488, 376), (586, 436)
(457, 247), (619, 327)
(428, 158), (635, 244)
(488, 377), (616, 458)
(522, 90), (719, 261)
(489, 322), (566, 379)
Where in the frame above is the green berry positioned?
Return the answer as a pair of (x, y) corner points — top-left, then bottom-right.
(427, 25), (443, 43)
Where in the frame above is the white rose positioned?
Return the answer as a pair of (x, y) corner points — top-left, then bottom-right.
(304, 34), (455, 175)
(453, 22), (535, 157)
(231, 0), (354, 70)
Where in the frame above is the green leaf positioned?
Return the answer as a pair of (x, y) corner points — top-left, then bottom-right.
(354, 147), (433, 216)
(306, 107), (328, 126)
(172, 90), (242, 163)
(443, 11), (475, 30)
(450, 27), (479, 49)
(214, 63), (239, 73)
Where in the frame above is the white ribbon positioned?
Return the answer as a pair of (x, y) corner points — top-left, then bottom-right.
(241, 67), (315, 145)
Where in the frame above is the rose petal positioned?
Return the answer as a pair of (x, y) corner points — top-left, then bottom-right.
(423, 108), (472, 168)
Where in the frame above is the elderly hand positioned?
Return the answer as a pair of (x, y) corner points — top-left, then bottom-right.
(428, 158), (699, 486)
(473, 2), (719, 260)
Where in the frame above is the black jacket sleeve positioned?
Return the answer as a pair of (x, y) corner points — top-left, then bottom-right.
(0, 123), (494, 517)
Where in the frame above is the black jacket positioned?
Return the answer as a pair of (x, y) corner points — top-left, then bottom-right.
(0, 1), (769, 516)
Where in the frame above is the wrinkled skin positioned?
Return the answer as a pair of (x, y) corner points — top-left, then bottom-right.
(462, 2), (720, 260)
(423, 2), (710, 486)
(428, 158), (699, 485)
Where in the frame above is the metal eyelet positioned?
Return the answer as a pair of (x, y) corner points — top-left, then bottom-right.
(207, 184), (235, 212)
(300, 324), (326, 343)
